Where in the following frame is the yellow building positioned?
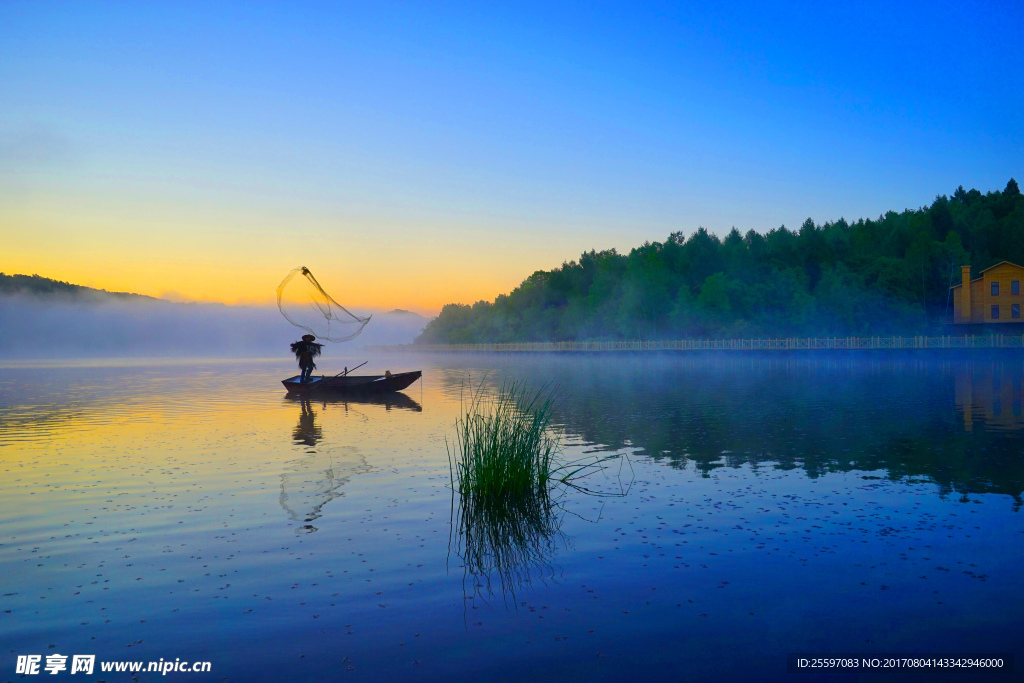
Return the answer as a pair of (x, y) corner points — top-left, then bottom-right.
(950, 261), (1024, 324)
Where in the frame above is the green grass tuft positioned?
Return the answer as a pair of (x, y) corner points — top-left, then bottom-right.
(448, 380), (560, 502)
(447, 379), (632, 600)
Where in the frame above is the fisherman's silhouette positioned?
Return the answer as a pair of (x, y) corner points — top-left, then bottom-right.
(290, 334), (323, 383)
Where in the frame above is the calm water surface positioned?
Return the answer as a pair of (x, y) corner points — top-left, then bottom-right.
(1, 354), (1022, 682)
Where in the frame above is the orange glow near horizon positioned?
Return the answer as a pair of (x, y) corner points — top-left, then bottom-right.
(0, 256), (535, 317)
(1, 202), (597, 316)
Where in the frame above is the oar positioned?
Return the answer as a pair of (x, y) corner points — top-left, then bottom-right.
(335, 360), (368, 378)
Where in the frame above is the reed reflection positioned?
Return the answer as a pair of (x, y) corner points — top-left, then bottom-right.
(452, 489), (567, 604)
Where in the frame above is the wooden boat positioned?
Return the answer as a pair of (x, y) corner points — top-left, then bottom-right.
(282, 370), (421, 395)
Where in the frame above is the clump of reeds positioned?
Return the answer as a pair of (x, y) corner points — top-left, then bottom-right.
(446, 380), (564, 601)
(448, 379), (631, 601)
(448, 381), (560, 502)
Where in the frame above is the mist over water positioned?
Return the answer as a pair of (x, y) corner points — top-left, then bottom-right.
(0, 295), (429, 359)
(0, 353), (1021, 681)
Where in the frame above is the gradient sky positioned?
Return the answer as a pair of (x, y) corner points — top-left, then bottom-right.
(2, 1), (1021, 314)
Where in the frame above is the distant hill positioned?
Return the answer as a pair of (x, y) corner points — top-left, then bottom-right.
(0, 273), (163, 303)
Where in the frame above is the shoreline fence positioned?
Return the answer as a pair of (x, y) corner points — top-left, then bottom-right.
(373, 335), (1024, 353)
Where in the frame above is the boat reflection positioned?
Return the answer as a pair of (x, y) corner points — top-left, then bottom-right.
(280, 399), (371, 534)
(283, 391), (422, 413)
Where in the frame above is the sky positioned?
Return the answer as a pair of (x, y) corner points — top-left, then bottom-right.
(1, 1), (1021, 315)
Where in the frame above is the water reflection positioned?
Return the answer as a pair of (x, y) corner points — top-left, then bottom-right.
(279, 399), (371, 534)
(448, 356), (1024, 507)
(3, 357), (1023, 679)
(451, 491), (567, 605)
(956, 362), (1024, 433)
(280, 392), (421, 532)
(0, 402), (89, 446)
(292, 400), (322, 447)
(283, 391), (422, 413)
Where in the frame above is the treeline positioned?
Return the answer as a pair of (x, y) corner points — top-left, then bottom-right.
(418, 179), (1024, 342)
(0, 273), (158, 302)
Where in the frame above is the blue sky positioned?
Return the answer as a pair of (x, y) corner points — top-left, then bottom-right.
(1, 1), (1021, 310)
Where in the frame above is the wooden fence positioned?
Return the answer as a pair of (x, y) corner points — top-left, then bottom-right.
(373, 335), (1024, 353)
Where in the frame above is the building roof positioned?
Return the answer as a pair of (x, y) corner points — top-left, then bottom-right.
(949, 261), (1024, 289)
(979, 260), (1024, 274)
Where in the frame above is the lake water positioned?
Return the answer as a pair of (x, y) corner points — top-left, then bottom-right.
(1, 353), (1022, 682)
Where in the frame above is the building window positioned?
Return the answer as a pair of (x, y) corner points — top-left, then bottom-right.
(1014, 304), (1021, 319)
(991, 305), (1000, 319)
(991, 281), (999, 296)
(1013, 280), (1020, 295)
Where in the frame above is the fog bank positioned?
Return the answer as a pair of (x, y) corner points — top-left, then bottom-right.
(0, 295), (429, 359)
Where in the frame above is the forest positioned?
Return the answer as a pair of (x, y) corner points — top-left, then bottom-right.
(418, 179), (1024, 342)
(0, 273), (158, 301)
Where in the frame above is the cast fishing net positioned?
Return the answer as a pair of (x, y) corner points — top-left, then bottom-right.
(276, 267), (371, 342)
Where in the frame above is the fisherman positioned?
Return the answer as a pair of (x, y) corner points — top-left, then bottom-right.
(290, 334), (323, 383)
